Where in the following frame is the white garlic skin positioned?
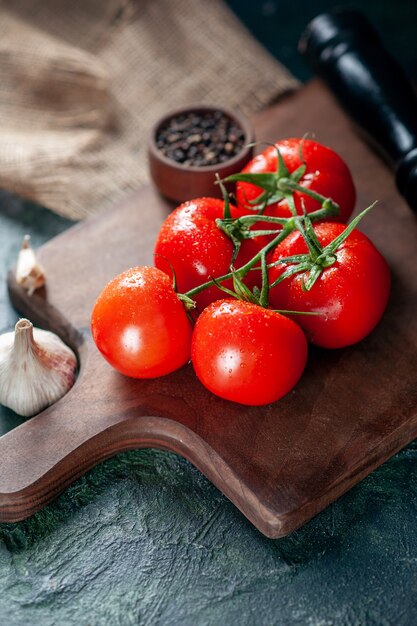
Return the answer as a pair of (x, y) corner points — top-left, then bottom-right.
(0, 319), (77, 417)
(15, 235), (46, 296)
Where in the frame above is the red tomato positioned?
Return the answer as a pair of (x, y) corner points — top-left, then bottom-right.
(191, 299), (308, 405)
(154, 197), (261, 310)
(268, 223), (391, 348)
(91, 266), (192, 377)
(236, 138), (356, 223)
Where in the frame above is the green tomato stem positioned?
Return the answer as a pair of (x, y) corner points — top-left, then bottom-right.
(278, 178), (340, 212)
(270, 201), (378, 293)
(184, 203), (337, 299)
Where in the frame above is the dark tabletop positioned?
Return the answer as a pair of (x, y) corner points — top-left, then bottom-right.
(1, 1), (417, 624)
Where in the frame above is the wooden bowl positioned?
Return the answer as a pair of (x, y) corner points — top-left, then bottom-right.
(148, 105), (254, 204)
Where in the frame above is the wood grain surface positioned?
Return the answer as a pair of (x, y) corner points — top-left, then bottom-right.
(2, 81), (417, 538)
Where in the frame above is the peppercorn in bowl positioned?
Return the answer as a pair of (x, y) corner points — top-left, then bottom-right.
(148, 105), (254, 203)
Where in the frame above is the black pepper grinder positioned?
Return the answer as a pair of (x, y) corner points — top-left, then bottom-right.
(299, 8), (417, 212)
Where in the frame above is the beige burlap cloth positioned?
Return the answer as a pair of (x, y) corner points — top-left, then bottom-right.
(0, 0), (297, 219)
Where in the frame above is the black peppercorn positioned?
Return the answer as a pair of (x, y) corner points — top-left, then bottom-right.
(156, 110), (245, 167)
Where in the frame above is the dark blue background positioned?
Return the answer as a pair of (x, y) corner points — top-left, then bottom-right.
(226, 0), (417, 81)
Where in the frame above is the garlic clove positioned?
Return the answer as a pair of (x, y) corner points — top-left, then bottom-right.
(15, 235), (46, 296)
(0, 318), (77, 417)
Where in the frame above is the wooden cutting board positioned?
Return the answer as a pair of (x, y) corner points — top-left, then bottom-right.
(2, 81), (417, 538)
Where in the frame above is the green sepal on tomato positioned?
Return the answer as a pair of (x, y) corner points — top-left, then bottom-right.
(191, 299), (308, 406)
(268, 221), (391, 349)
(91, 266), (192, 378)
(233, 138), (356, 223)
(154, 197), (261, 310)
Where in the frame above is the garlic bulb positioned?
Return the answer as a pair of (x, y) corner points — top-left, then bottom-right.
(0, 319), (77, 417)
(16, 235), (46, 295)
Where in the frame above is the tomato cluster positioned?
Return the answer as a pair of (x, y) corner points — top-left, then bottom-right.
(91, 138), (390, 406)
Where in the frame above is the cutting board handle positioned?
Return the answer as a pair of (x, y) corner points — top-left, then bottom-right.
(300, 8), (417, 212)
